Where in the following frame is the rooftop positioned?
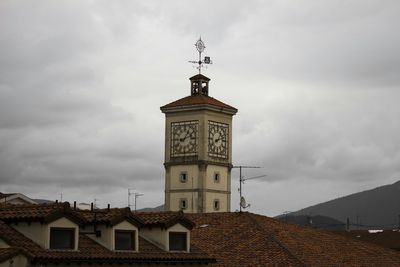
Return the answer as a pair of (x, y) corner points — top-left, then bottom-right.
(161, 94), (237, 114)
(187, 212), (400, 266)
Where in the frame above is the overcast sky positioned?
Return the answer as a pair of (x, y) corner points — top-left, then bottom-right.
(1, 0), (400, 216)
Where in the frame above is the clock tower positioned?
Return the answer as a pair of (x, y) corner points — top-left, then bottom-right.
(160, 72), (237, 213)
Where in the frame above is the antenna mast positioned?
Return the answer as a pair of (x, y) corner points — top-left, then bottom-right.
(128, 189), (144, 211)
(232, 165), (267, 212)
(189, 37), (212, 74)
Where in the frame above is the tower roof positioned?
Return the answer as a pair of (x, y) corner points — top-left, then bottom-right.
(161, 73), (237, 115)
(160, 94), (237, 115)
(189, 74), (210, 81)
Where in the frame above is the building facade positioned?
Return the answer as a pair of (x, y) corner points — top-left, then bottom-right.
(161, 74), (237, 213)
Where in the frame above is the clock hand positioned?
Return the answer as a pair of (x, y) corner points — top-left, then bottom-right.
(179, 130), (192, 142)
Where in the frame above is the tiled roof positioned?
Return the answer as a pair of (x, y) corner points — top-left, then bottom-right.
(78, 207), (143, 227)
(135, 211), (195, 230)
(0, 247), (23, 263)
(161, 94), (237, 113)
(0, 219), (213, 264)
(0, 203), (192, 229)
(187, 212), (400, 267)
(333, 230), (400, 251)
(0, 203), (85, 225)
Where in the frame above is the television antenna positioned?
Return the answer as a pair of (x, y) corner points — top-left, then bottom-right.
(189, 37), (212, 74)
(233, 165), (267, 212)
(134, 192), (144, 211)
(128, 189), (144, 211)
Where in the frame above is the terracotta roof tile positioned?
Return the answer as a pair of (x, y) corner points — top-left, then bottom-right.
(135, 211), (195, 229)
(77, 207), (144, 226)
(0, 219), (213, 264)
(0, 203), (85, 225)
(332, 230), (400, 251)
(187, 212), (400, 267)
(161, 94), (237, 112)
(0, 248), (23, 263)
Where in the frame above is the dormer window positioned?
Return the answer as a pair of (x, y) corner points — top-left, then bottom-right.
(169, 232), (187, 251)
(115, 230), (136, 251)
(50, 227), (75, 250)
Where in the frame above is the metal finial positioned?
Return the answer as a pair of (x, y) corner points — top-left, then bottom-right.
(195, 38), (205, 53)
(189, 37), (212, 74)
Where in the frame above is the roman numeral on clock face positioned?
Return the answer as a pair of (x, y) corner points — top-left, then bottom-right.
(208, 121), (228, 159)
(171, 121), (198, 157)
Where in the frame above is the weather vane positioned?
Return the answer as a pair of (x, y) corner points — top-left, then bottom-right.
(189, 37), (212, 74)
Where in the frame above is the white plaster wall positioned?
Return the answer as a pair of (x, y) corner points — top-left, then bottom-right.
(140, 227), (167, 250)
(0, 238), (9, 248)
(88, 224), (112, 250)
(12, 222), (47, 248)
(0, 254), (29, 267)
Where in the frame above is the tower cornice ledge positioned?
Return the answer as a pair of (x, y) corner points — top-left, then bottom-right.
(164, 161), (233, 170)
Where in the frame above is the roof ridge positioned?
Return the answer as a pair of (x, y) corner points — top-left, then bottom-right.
(245, 213), (307, 267)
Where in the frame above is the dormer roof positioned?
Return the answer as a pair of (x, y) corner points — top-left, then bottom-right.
(0, 220), (213, 265)
(78, 207), (144, 227)
(136, 211), (195, 230)
(0, 202), (85, 226)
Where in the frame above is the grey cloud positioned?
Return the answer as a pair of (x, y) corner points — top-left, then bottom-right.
(1, 0), (400, 215)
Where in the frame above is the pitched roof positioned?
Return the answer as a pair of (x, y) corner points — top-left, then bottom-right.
(0, 202), (85, 225)
(0, 219), (213, 265)
(135, 211), (195, 230)
(187, 212), (400, 267)
(160, 94), (237, 114)
(333, 230), (400, 251)
(78, 207), (144, 227)
(0, 247), (23, 263)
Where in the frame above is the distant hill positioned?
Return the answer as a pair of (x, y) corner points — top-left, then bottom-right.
(136, 204), (164, 212)
(277, 215), (345, 230)
(283, 181), (400, 229)
(33, 198), (54, 204)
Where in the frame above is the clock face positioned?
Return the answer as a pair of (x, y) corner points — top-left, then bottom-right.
(208, 121), (229, 159)
(171, 121), (198, 157)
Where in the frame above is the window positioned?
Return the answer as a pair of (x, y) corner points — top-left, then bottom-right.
(214, 172), (220, 183)
(213, 199), (220, 211)
(179, 198), (187, 210)
(180, 172), (188, 183)
(169, 232), (187, 251)
(115, 230), (135, 250)
(50, 228), (75, 250)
